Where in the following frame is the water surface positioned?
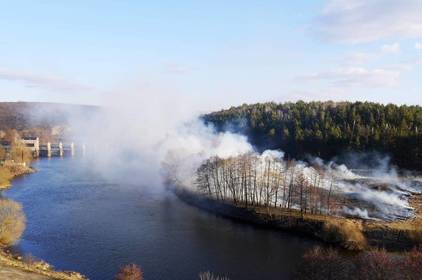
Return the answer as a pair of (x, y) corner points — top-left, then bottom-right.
(4, 158), (318, 280)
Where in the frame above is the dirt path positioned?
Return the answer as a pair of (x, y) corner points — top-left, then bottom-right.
(0, 251), (86, 280)
(0, 264), (51, 280)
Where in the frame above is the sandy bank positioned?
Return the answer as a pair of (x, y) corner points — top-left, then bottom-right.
(0, 250), (86, 280)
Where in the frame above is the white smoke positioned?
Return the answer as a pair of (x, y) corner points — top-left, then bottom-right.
(65, 88), (254, 189)
(307, 157), (421, 220)
(342, 207), (370, 220)
(46, 87), (421, 222)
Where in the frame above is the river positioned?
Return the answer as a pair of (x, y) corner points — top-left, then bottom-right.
(3, 158), (319, 280)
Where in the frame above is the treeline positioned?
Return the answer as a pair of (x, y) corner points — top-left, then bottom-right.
(203, 101), (422, 170)
(196, 153), (338, 215)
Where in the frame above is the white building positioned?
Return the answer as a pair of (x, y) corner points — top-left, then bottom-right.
(21, 137), (40, 157)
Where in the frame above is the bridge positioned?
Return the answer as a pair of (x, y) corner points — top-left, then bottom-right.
(22, 137), (85, 158)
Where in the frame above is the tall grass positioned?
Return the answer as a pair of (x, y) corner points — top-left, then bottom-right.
(0, 167), (13, 187)
(199, 271), (230, 280)
(323, 219), (367, 250)
(0, 198), (26, 246)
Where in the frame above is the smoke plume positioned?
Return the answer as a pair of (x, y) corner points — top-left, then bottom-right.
(39, 87), (422, 222)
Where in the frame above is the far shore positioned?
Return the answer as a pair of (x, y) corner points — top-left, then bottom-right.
(174, 188), (422, 252)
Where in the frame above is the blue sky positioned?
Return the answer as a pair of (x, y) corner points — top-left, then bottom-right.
(1, 0), (422, 108)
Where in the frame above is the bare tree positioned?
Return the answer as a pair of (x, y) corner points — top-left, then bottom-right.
(115, 264), (143, 280)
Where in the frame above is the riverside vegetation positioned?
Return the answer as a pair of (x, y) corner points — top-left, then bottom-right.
(0, 136), (86, 280)
(190, 152), (422, 250)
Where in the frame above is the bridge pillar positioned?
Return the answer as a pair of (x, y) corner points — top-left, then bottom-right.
(47, 142), (52, 158)
(59, 142), (63, 157)
(70, 142), (75, 157)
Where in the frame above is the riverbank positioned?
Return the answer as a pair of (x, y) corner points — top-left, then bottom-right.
(0, 250), (86, 280)
(0, 163), (88, 280)
(0, 163), (34, 189)
(175, 189), (422, 251)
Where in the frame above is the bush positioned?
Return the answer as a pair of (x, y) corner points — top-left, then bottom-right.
(0, 167), (13, 187)
(355, 249), (398, 280)
(0, 199), (26, 246)
(199, 271), (230, 280)
(401, 247), (422, 280)
(297, 246), (422, 280)
(115, 264), (143, 280)
(323, 219), (366, 250)
(295, 246), (350, 280)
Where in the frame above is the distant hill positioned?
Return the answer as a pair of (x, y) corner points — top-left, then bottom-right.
(0, 102), (98, 142)
(203, 101), (422, 170)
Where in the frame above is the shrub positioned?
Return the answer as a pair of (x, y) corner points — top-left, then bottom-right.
(0, 167), (13, 187)
(355, 249), (398, 280)
(323, 219), (366, 250)
(295, 246), (350, 280)
(199, 271), (230, 280)
(400, 247), (422, 280)
(0, 199), (26, 246)
(115, 264), (143, 280)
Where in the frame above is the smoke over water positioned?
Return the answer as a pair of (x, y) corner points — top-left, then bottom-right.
(66, 90), (254, 187)
(61, 91), (422, 222)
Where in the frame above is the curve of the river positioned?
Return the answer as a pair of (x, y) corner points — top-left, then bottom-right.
(3, 158), (319, 280)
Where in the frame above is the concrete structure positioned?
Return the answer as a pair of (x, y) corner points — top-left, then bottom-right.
(50, 142), (63, 157)
(62, 142), (75, 156)
(39, 142), (52, 157)
(21, 137), (40, 157)
(5, 138), (81, 158)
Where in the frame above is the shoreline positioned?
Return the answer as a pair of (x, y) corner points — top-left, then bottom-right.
(0, 164), (35, 190)
(174, 188), (422, 252)
(0, 161), (88, 280)
(0, 249), (86, 280)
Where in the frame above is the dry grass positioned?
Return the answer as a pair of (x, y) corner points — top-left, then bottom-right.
(254, 204), (367, 250)
(0, 165), (33, 189)
(199, 271), (230, 280)
(0, 167), (13, 188)
(368, 194), (422, 245)
(0, 199), (26, 246)
(0, 250), (86, 280)
(323, 219), (367, 250)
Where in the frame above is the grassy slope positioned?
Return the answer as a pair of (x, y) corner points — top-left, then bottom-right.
(0, 251), (86, 280)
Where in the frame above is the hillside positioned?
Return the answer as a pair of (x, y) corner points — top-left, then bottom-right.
(0, 102), (98, 142)
(203, 101), (422, 170)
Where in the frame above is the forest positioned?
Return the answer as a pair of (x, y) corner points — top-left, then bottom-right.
(203, 101), (422, 170)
